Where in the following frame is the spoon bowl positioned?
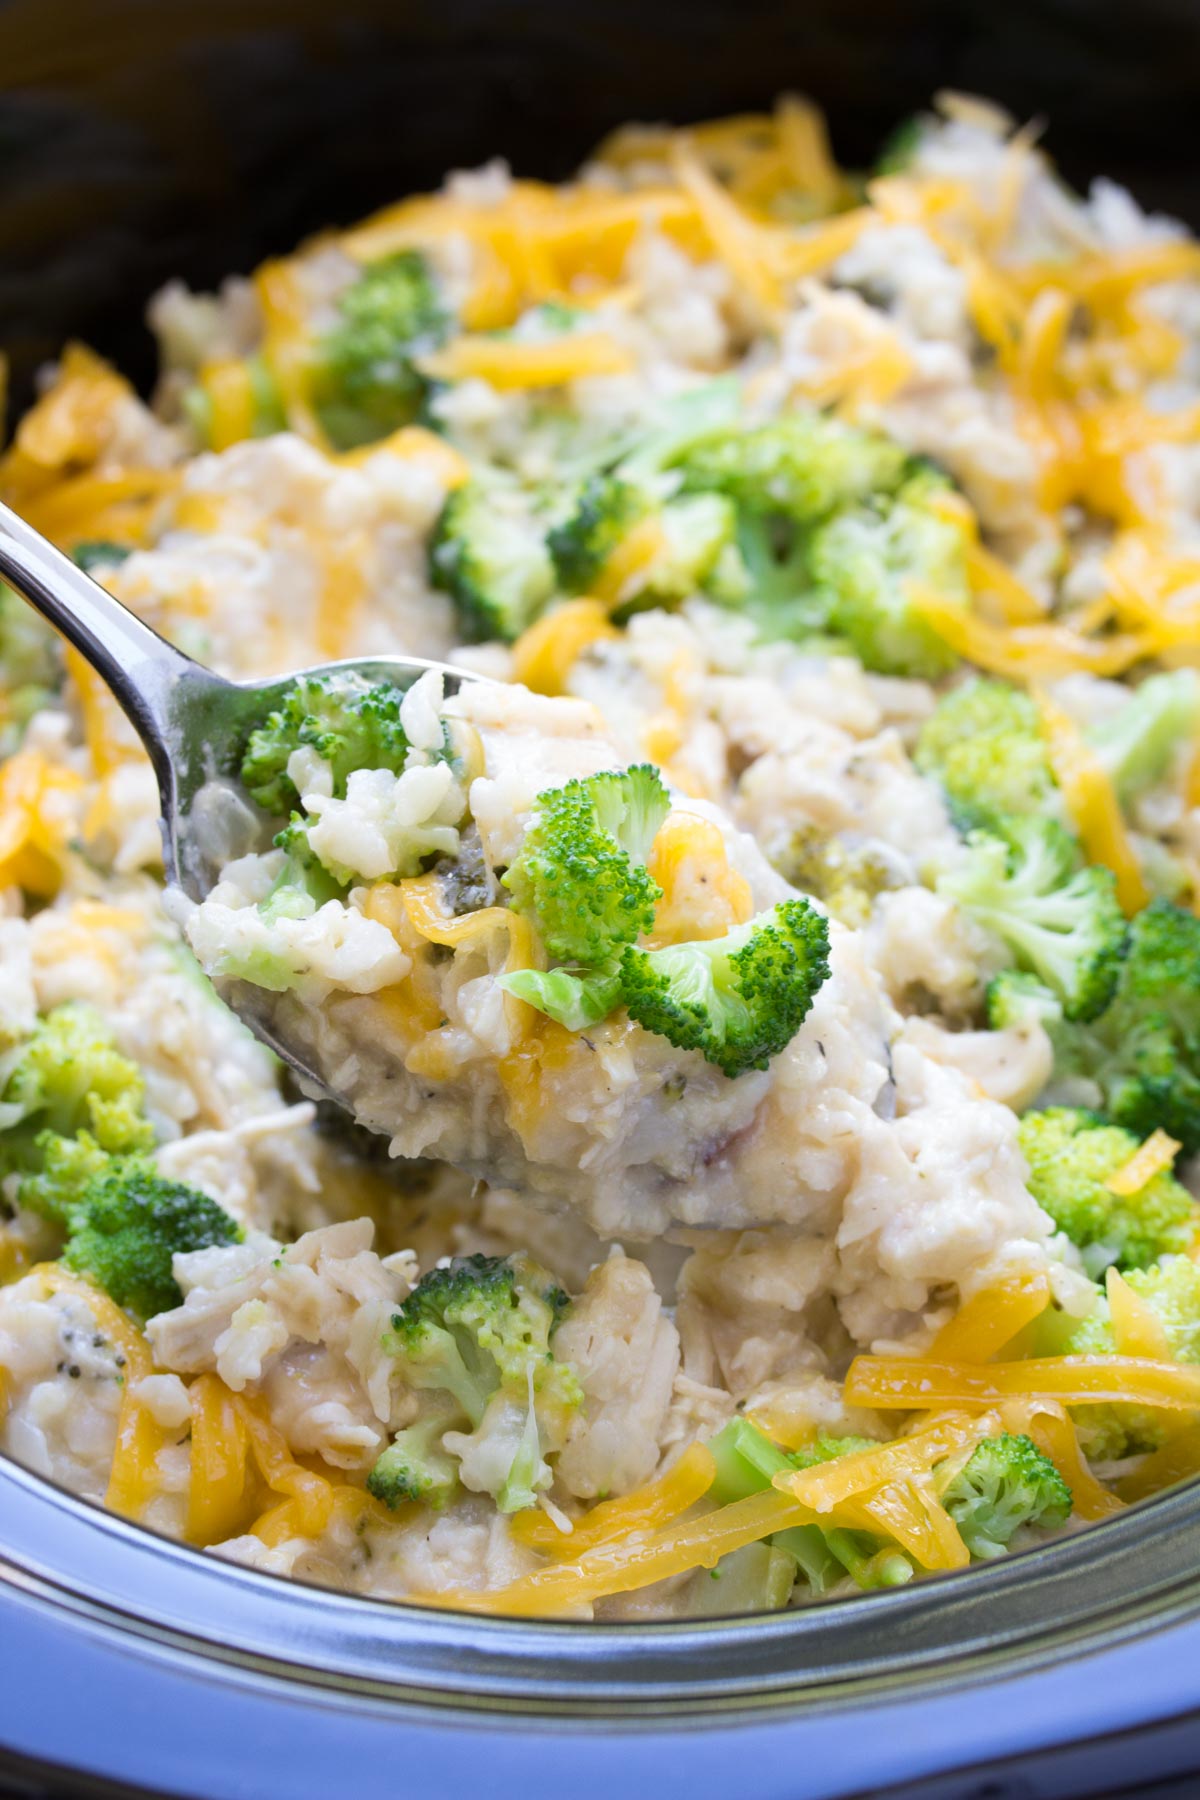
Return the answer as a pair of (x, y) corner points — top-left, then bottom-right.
(0, 497), (484, 1105)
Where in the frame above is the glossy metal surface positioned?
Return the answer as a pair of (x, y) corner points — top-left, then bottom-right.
(3, 1452), (1200, 1715)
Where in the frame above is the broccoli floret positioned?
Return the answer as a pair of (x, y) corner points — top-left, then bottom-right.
(986, 970), (1065, 1034)
(705, 1418), (912, 1592)
(874, 114), (925, 177)
(916, 678), (1056, 830)
(718, 509), (830, 642)
(619, 897), (831, 1079)
(771, 826), (902, 928)
(1018, 1107), (1197, 1274)
(380, 1253), (581, 1514)
(548, 474), (742, 616)
(430, 477), (558, 642)
(547, 473), (647, 593)
(805, 474), (969, 678)
(40, 1161), (242, 1321)
(939, 817), (1125, 1022)
(240, 674), (409, 814)
(16, 1130), (110, 1226)
(0, 1005), (155, 1185)
(1091, 671), (1200, 802)
(498, 966), (623, 1031)
(72, 542), (131, 575)
(1042, 901), (1200, 1151)
(503, 765), (670, 967)
(366, 1409), (461, 1511)
(940, 1433), (1072, 1559)
(673, 411), (911, 524)
(258, 814), (349, 923)
(311, 251), (448, 451)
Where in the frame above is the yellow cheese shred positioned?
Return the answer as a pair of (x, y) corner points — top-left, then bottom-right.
(422, 333), (634, 389)
(929, 1269), (1052, 1363)
(510, 1442), (716, 1557)
(645, 812), (754, 945)
(1035, 690), (1149, 915)
(997, 1397), (1124, 1521)
(845, 1353), (1200, 1412)
(429, 1484), (819, 1617)
(1105, 1129), (1182, 1197)
(511, 599), (619, 695)
(28, 1264), (168, 1522)
(1105, 1268), (1173, 1362)
(0, 750), (85, 897)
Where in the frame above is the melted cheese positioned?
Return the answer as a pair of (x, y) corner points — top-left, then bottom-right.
(422, 333), (634, 389)
(845, 1353), (1200, 1411)
(1105, 1129), (1182, 1197)
(510, 1442), (716, 1556)
(510, 599), (619, 695)
(1035, 690), (1149, 915)
(930, 1270), (1052, 1363)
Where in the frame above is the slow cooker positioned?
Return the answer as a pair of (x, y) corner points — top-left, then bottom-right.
(2, 3), (1200, 1793)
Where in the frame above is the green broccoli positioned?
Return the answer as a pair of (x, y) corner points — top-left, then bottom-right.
(985, 969), (1067, 1035)
(498, 965), (623, 1031)
(1091, 671), (1200, 802)
(704, 1417), (912, 1593)
(72, 542), (131, 575)
(240, 673), (410, 814)
(1031, 901), (1200, 1152)
(547, 473), (647, 592)
(805, 473), (969, 678)
(619, 897), (831, 1079)
(722, 509), (829, 641)
(915, 678), (1056, 830)
(15, 1130), (110, 1225)
(366, 1408), (461, 1511)
(874, 114), (925, 177)
(311, 251), (448, 451)
(257, 814), (349, 923)
(543, 470), (743, 618)
(502, 765), (670, 967)
(771, 826), (901, 927)
(1067, 1257), (1200, 1458)
(373, 1253), (581, 1514)
(54, 1162), (243, 1321)
(940, 1432), (1072, 1559)
(0, 1006), (155, 1184)
(429, 476), (558, 642)
(938, 817), (1125, 1022)
(1018, 1107), (1197, 1274)
(673, 410), (911, 524)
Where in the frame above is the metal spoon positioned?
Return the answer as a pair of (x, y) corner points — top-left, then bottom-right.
(0, 498), (481, 1105)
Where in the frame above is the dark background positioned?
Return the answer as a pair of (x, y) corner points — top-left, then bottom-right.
(0, 0), (1198, 418)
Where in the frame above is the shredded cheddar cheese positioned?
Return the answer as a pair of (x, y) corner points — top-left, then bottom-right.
(929, 1270), (1052, 1363)
(510, 1442), (716, 1557)
(510, 599), (619, 695)
(1106, 1129), (1183, 1196)
(1035, 690), (1149, 915)
(422, 333), (634, 389)
(845, 1353), (1200, 1411)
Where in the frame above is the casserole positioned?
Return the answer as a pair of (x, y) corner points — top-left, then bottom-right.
(3, 0), (1200, 1792)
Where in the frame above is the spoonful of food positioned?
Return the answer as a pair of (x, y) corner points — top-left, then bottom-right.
(0, 497), (485, 1077)
(0, 499), (838, 1239)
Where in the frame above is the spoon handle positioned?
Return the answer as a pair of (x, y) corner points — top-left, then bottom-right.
(0, 498), (203, 769)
